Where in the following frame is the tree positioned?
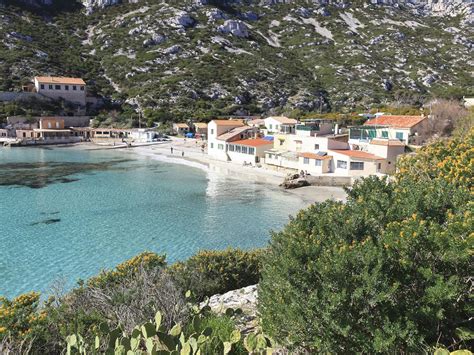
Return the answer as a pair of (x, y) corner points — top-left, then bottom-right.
(259, 132), (473, 353)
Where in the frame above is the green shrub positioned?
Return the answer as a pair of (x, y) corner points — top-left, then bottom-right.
(259, 166), (472, 352)
(169, 249), (264, 301)
(87, 252), (166, 288)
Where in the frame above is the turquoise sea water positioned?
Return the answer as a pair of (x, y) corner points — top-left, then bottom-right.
(0, 146), (306, 298)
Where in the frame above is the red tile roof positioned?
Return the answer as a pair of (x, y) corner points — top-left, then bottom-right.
(230, 138), (274, 147)
(330, 150), (385, 160)
(364, 115), (426, 128)
(299, 152), (332, 160)
(35, 76), (86, 85)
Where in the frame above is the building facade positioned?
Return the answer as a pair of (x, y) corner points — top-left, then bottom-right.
(34, 77), (86, 106)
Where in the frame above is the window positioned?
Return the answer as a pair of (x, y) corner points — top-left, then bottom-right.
(381, 131), (388, 138)
(228, 145), (235, 152)
(396, 132), (404, 140)
(65, 85), (69, 91)
(315, 160), (322, 166)
(279, 139), (284, 146)
(56, 122), (60, 128)
(248, 147), (255, 155)
(48, 122), (52, 128)
(267, 153), (272, 159)
(377, 163), (382, 170)
(40, 84), (45, 90)
(235, 145), (241, 153)
(48, 84), (53, 89)
(337, 160), (347, 169)
(242, 146), (248, 154)
(314, 144), (320, 150)
(73, 85), (77, 91)
(218, 144), (224, 150)
(303, 157), (309, 164)
(269, 124), (272, 130)
(210, 143), (214, 148)
(80, 86), (84, 91)
(55, 85), (61, 90)
(350, 162), (364, 170)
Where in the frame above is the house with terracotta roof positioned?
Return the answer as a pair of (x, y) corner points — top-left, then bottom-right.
(227, 138), (274, 165)
(193, 122), (208, 138)
(172, 123), (190, 136)
(329, 149), (386, 176)
(264, 116), (298, 135)
(298, 152), (333, 174)
(349, 115), (427, 145)
(208, 119), (256, 161)
(34, 76), (86, 106)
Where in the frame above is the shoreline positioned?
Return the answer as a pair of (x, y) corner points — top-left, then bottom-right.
(2, 139), (347, 205)
(126, 138), (347, 205)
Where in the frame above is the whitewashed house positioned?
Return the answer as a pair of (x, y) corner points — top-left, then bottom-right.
(349, 115), (427, 146)
(208, 119), (258, 161)
(264, 116), (298, 135)
(227, 138), (274, 165)
(329, 150), (385, 176)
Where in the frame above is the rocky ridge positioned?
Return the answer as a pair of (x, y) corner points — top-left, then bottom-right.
(0, 0), (473, 118)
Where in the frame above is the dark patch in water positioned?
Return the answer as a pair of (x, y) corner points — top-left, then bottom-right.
(40, 211), (60, 215)
(30, 218), (61, 226)
(0, 159), (133, 189)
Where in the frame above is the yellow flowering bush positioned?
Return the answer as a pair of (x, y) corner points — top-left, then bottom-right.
(397, 128), (473, 190)
(169, 248), (264, 300)
(260, 133), (473, 352)
(0, 291), (46, 341)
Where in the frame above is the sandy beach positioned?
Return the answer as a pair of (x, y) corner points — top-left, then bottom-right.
(123, 137), (347, 206)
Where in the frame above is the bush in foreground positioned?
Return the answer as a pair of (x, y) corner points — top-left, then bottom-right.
(0, 248), (262, 354)
(259, 132), (473, 353)
(168, 249), (264, 301)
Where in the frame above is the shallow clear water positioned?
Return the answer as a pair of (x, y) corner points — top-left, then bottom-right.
(0, 146), (307, 298)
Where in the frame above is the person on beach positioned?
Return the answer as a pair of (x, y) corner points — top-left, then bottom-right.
(171, 147), (173, 154)
(182, 151), (184, 157)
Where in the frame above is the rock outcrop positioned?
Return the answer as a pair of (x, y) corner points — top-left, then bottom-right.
(218, 20), (249, 38)
(202, 285), (258, 334)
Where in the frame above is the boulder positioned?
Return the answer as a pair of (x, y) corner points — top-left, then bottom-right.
(218, 20), (249, 38)
(143, 33), (166, 47)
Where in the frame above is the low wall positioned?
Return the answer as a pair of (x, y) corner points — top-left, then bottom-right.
(307, 175), (352, 187)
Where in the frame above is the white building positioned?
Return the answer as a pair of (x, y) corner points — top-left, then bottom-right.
(227, 138), (274, 165)
(34, 76), (86, 106)
(207, 119), (253, 161)
(264, 116), (298, 135)
(329, 150), (385, 176)
(349, 115), (427, 146)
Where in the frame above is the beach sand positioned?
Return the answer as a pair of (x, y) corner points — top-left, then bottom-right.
(125, 137), (347, 206)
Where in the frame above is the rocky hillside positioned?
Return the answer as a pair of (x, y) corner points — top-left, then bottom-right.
(0, 0), (473, 119)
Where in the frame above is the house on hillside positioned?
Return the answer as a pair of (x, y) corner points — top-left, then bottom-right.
(172, 123), (189, 136)
(264, 116), (298, 135)
(350, 115), (427, 145)
(227, 138), (274, 165)
(34, 76), (86, 106)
